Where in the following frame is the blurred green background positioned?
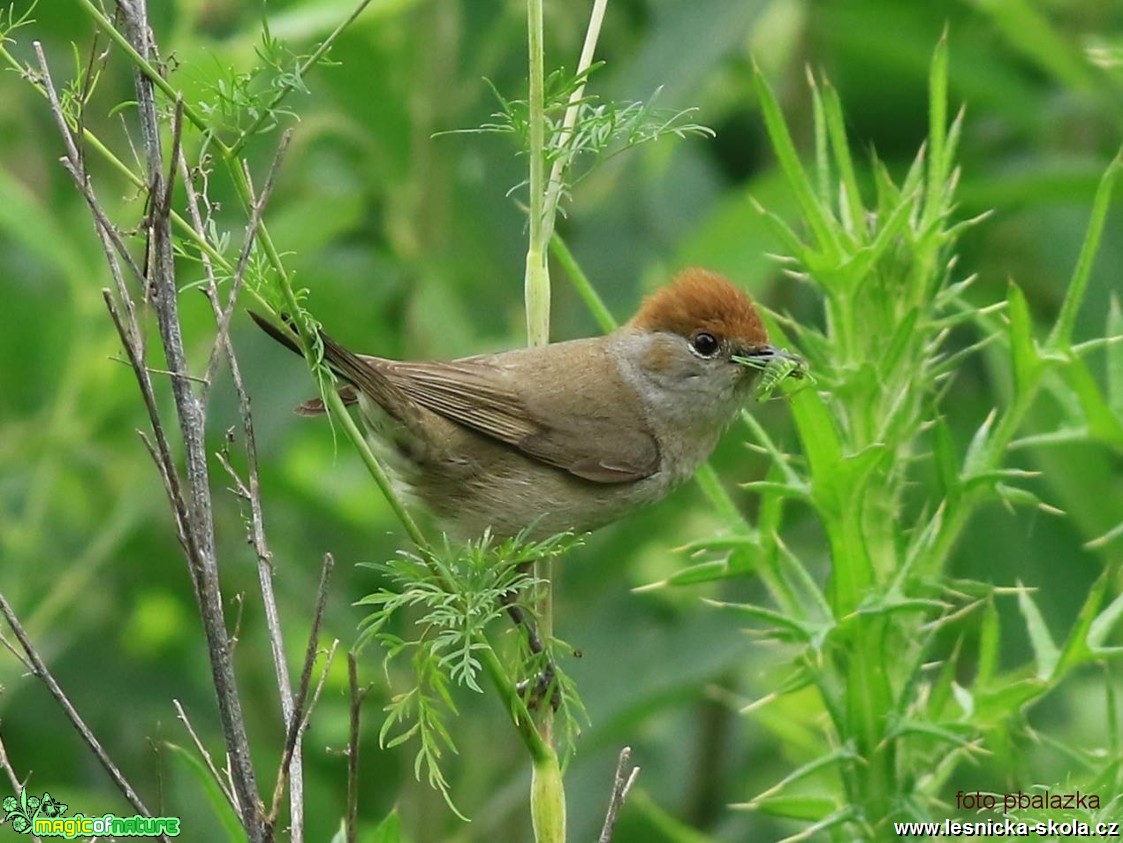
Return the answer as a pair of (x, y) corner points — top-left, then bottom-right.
(1, 0), (1121, 840)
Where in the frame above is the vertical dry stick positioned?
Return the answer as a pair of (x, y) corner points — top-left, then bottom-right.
(114, 2), (266, 836)
(179, 129), (306, 841)
(268, 554), (335, 825)
(597, 746), (640, 843)
(39, 31), (202, 588)
(172, 700), (237, 810)
(346, 653), (368, 843)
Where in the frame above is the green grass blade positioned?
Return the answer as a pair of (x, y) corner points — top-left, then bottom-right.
(1049, 150), (1123, 349)
(822, 79), (864, 237)
(753, 64), (841, 260)
(923, 31), (949, 227)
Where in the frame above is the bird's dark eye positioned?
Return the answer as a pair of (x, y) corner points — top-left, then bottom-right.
(690, 332), (720, 358)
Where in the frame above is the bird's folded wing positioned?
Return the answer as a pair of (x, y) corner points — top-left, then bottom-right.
(384, 359), (660, 484)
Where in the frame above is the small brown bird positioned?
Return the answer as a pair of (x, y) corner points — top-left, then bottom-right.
(254, 268), (797, 540)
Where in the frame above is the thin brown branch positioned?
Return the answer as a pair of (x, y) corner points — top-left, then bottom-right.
(598, 746), (640, 843)
(104, 296), (199, 586)
(346, 652), (369, 843)
(32, 42), (81, 163)
(202, 128), (293, 392)
(37, 39), (144, 339)
(173, 700), (237, 811)
(159, 97), (183, 222)
(215, 378), (303, 816)
(177, 121), (304, 841)
(0, 629), (34, 674)
(267, 554), (335, 825)
(0, 590), (165, 841)
(115, 1), (266, 835)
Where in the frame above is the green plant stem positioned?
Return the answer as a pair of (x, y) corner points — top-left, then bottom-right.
(323, 389), (428, 550)
(549, 233), (617, 333)
(531, 749), (567, 843)
(74, 0), (215, 145)
(523, 5), (565, 841)
(540, 0), (608, 246)
(524, 0), (550, 349)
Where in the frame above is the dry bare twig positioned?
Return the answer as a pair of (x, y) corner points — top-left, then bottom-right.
(112, 3), (268, 835)
(346, 652), (370, 843)
(172, 700), (237, 811)
(268, 554), (335, 826)
(598, 746), (641, 843)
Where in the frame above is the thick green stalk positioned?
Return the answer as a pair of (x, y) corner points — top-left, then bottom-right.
(524, 0), (550, 349)
(531, 749), (567, 843)
(524, 4), (564, 840)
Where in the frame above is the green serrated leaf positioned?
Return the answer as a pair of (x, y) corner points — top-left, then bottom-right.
(1007, 280), (1043, 396)
(927, 639), (962, 720)
(706, 599), (825, 644)
(973, 677), (1049, 722)
(1059, 357), (1123, 448)
(789, 389), (846, 517)
(1050, 150), (1123, 349)
(888, 718), (975, 749)
(753, 64), (841, 260)
(877, 308), (920, 380)
(822, 79), (864, 236)
(1088, 590), (1123, 652)
(924, 30), (950, 226)
(743, 745), (856, 814)
(1057, 567), (1115, 672)
(372, 808), (404, 843)
(746, 794), (839, 821)
(977, 597), (1001, 688)
(932, 418), (961, 503)
(964, 409), (998, 475)
(1016, 585), (1059, 681)
(952, 681), (975, 719)
(648, 559), (738, 588)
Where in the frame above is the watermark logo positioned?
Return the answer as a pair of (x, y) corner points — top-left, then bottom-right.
(2, 789), (67, 833)
(2, 788), (181, 837)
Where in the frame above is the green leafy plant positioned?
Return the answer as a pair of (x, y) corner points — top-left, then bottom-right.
(355, 530), (586, 815)
(450, 65), (713, 206)
(653, 39), (1123, 840)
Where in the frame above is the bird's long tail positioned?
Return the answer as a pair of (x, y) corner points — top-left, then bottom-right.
(249, 311), (416, 423)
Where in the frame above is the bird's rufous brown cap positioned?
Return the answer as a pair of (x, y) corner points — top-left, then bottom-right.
(630, 268), (768, 346)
